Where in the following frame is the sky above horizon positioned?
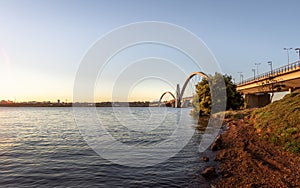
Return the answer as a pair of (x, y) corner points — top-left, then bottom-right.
(1, 0), (300, 102)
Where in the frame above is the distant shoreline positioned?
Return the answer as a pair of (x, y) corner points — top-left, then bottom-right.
(0, 101), (151, 107)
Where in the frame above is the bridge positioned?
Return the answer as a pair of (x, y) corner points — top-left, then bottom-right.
(237, 61), (300, 108)
(158, 72), (208, 108)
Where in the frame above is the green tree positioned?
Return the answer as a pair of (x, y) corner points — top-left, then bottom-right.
(192, 73), (244, 116)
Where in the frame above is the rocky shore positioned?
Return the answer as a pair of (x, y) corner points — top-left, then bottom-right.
(212, 113), (300, 187)
(199, 91), (300, 187)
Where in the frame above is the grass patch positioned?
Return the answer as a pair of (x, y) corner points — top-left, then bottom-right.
(251, 91), (300, 154)
(224, 109), (252, 120)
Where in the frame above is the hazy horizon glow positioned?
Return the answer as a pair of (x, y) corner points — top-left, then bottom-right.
(1, 0), (300, 102)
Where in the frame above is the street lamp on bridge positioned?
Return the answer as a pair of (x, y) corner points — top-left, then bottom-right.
(237, 72), (243, 83)
(283, 47), (293, 64)
(268, 61), (273, 74)
(254, 63), (261, 75)
(251, 68), (256, 79)
(295, 48), (300, 61)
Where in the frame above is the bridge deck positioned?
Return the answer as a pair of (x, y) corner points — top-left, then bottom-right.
(237, 61), (300, 94)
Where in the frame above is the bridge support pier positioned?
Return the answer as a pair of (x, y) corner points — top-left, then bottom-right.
(245, 93), (271, 108)
(176, 84), (181, 108)
(289, 87), (294, 93)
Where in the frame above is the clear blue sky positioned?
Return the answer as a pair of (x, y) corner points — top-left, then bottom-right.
(1, 0), (300, 102)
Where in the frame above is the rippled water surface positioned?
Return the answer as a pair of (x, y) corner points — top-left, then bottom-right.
(0, 107), (210, 187)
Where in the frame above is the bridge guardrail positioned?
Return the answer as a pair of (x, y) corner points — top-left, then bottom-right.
(238, 60), (300, 85)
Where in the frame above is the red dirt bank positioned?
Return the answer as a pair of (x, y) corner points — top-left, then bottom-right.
(214, 115), (300, 187)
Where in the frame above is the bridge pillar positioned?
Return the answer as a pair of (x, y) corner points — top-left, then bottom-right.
(289, 87), (294, 93)
(176, 84), (181, 108)
(245, 93), (271, 108)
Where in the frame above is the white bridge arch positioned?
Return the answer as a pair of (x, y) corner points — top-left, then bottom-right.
(159, 72), (208, 108)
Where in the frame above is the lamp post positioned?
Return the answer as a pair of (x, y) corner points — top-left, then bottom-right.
(251, 68), (256, 79)
(268, 61), (273, 74)
(254, 63), (261, 76)
(295, 48), (300, 61)
(241, 74), (244, 83)
(283, 47), (293, 64)
(237, 72), (243, 83)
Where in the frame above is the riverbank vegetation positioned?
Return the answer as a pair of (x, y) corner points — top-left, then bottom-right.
(193, 72), (299, 153)
(191, 73), (244, 117)
(251, 91), (300, 153)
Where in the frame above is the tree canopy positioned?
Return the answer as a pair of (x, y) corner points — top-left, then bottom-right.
(192, 73), (244, 116)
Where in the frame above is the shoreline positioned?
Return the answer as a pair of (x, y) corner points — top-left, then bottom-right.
(209, 110), (300, 187)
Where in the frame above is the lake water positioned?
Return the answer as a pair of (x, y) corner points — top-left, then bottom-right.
(0, 107), (213, 187)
